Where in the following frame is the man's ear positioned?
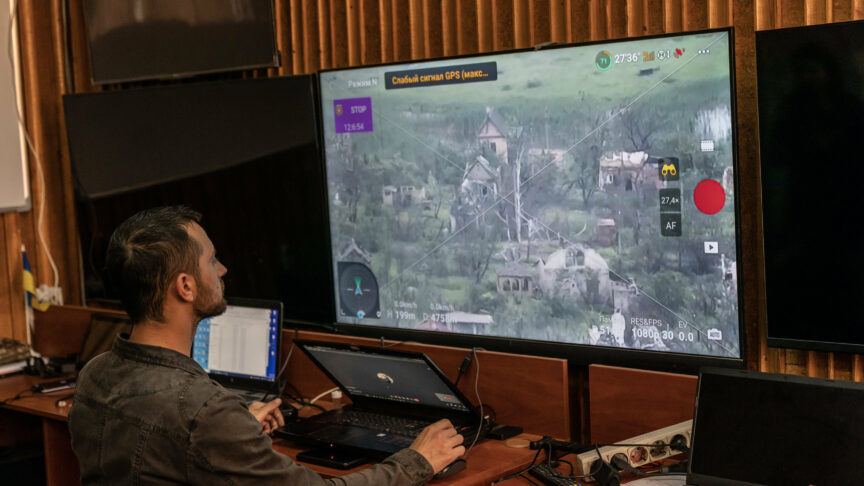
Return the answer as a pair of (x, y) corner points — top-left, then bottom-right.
(173, 272), (196, 303)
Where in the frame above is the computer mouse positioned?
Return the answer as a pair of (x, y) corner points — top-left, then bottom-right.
(278, 403), (298, 422)
(432, 458), (466, 480)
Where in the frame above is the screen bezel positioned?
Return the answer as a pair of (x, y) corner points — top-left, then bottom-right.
(198, 297), (284, 392)
(315, 27), (746, 373)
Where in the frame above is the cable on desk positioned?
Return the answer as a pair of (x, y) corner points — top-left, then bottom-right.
(465, 347), (486, 457)
(454, 349), (473, 387)
(490, 447), (545, 484)
(308, 387), (340, 405)
(520, 475), (541, 486)
(261, 332), (298, 402)
(0, 387), (36, 406)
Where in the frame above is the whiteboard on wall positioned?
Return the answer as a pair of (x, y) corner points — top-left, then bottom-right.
(0, 0), (30, 213)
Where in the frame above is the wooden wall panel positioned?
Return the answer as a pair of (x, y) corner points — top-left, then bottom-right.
(379, 0), (394, 62)
(645, 0), (665, 34)
(330, 0), (350, 69)
(494, 0), (516, 50)
(831, 0), (852, 21)
(710, 0), (733, 26)
(0, 218), (21, 340)
(589, 365), (697, 444)
(301, 0), (321, 72)
(289, 0), (304, 73)
(729, 0), (763, 376)
(683, 0), (708, 29)
(409, 0), (426, 59)
(567, 0), (592, 43)
(590, 0), (609, 39)
(391, 0), (412, 61)
(531, 0), (553, 45)
(779, 0), (807, 26)
(5, 0), (864, 392)
(550, 0), (567, 42)
(317, 0), (333, 70)
(627, 0), (645, 35)
(665, 0), (683, 31)
(424, 0), (444, 58)
(607, 0), (628, 38)
(477, 0), (494, 51)
(457, 0), (479, 54)
(756, 0), (776, 28)
(442, 0), (459, 56)
(360, 0), (381, 65)
(806, 0), (828, 23)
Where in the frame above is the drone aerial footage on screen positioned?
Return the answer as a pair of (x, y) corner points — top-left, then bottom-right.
(318, 29), (742, 365)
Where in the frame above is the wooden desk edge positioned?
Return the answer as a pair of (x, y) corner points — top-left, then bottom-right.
(273, 433), (544, 485)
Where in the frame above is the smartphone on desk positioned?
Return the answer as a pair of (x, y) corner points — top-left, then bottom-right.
(296, 448), (369, 469)
(32, 378), (75, 393)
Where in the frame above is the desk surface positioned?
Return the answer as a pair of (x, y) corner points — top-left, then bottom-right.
(1, 373), (539, 485)
(0, 373), (73, 420)
(273, 436), (540, 485)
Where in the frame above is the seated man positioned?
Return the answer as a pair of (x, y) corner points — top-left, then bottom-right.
(68, 206), (464, 484)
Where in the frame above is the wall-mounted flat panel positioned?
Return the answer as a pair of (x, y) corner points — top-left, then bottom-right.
(0, 0), (29, 212)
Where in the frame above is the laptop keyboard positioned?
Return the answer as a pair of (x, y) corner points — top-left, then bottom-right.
(331, 410), (432, 437)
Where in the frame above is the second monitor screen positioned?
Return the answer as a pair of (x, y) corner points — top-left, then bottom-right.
(319, 30), (741, 359)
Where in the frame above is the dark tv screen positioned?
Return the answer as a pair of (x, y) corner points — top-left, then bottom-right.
(757, 21), (864, 353)
(83, 0), (279, 84)
(65, 75), (334, 325)
(318, 29), (744, 368)
(689, 369), (864, 485)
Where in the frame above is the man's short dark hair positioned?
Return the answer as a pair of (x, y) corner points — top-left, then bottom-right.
(105, 206), (202, 323)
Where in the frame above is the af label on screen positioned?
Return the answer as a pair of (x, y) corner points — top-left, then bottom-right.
(334, 98), (373, 133)
(661, 213), (682, 237)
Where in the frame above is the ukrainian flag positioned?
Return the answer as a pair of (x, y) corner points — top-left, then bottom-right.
(22, 246), (50, 311)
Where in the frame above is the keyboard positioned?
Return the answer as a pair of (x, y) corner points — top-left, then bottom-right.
(311, 409), (483, 444)
(325, 410), (432, 437)
(529, 462), (580, 486)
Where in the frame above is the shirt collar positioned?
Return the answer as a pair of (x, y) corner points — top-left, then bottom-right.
(112, 333), (207, 376)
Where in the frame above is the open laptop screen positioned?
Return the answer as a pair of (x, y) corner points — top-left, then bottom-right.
(302, 343), (471, 413)
(688, 368), (864, 485)
(192, 300), (281, 382)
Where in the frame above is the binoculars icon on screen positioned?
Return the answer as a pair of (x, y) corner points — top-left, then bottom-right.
(658, 157), (680, 181)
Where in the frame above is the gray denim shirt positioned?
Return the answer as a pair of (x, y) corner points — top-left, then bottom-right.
(68, 335), (434, 485)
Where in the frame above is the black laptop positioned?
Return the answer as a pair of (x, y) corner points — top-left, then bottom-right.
(687, 367), (864, 486)
(277, 340), (486, 457)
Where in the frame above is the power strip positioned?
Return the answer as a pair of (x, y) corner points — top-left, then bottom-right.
(36, 284), (64, 305)
(576, 420), (692, 479)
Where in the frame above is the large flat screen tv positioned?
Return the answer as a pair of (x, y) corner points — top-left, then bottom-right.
(757, 20), (864, 354)
(65, 75), (334, 326)
(318, 28), (744, 370)
(82, 0), (279, 84)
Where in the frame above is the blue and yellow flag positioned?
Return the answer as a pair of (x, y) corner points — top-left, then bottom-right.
(22, 246), (50, 312)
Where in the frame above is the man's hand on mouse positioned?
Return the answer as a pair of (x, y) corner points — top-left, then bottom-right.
(409, 419), (466, 473)
(248, 398), (285, 434)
